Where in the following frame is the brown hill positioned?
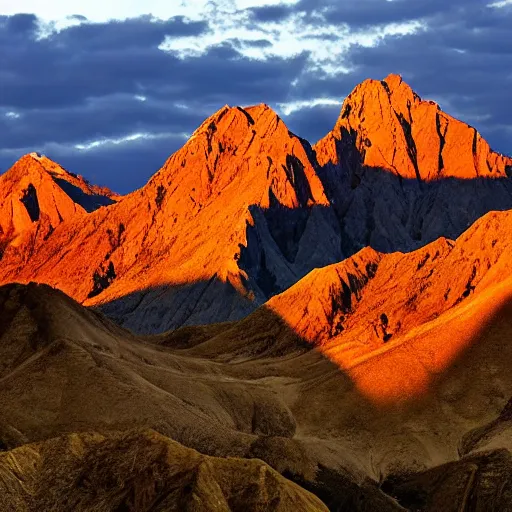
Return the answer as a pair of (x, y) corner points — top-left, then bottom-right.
(0, 281), (403, 510)
(0, 430), (327, 512)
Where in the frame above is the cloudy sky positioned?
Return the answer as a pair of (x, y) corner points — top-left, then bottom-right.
(1, 0), (511, 193)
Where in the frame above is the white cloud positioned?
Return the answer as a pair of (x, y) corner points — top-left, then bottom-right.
(277, 98), (340, 115)
(2, 0), (422, 71)
(74, 131), (187, 151)
(488, 0), (512, 7)
(0, 0), (297, 22)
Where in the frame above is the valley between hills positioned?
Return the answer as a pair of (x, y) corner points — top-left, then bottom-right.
(1, 74), (512, 511)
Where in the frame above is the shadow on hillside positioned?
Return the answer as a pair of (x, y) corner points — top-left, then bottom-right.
(96, 164), (512, 335)
(53, 177), (116, 212)
(98, 278), (512, 509)
(0, 281), (404, 511)
(4, 278), (512, 510)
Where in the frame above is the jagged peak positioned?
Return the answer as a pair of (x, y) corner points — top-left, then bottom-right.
(318, 73), (512, 180)
(189, 103), (282, 141)
(382, 73), (403, 90)
(2, 153), (53, 184)
(149, 100), (327, 211)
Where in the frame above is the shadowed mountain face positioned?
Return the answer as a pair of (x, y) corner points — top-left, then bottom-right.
(0, 76), (511, 333)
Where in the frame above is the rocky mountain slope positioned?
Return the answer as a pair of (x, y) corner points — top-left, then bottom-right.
(0, 75), (511, 335)
(314, 73), (512, 254)
(265, 208), (512, 404)
(2, 201), (512, 509)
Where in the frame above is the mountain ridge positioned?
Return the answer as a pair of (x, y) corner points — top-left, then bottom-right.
(1, 74), (511, 333)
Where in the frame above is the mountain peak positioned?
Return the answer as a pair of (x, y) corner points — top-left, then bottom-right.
(382, 73), (403, 90)
(315, 74), (512, 181)
(11, 153), (119, 202)
(0, 154), (119, 256)
(154, 102), (327, 211)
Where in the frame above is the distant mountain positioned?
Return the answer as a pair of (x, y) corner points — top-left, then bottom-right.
(0, 152), (118, 258)
(0, 76), (511, 333)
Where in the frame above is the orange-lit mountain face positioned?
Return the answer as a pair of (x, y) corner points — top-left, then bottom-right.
(314, 73), (512, 254)
(1, 76), (511, 333)
(266, 209), (512, 404)
(0, 153), (118, 258)
(316, 73), (512, 180)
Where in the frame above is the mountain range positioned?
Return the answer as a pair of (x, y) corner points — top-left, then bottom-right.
(1, 74), (512, 510)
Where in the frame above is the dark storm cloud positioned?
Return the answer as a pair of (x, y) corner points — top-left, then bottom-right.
(296, 0), (468, 27)
(283, 103), (342, 145)
(0, 15), (210, 109)
(0, 13), (307, 110)
(58, 15), (208, 49)
(0, 96), (207, 148)
(1, 0), (511, 193)
(247, 5), (295, 23)
(0, 12), (38, 33)
(278, 0), (512, 154)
